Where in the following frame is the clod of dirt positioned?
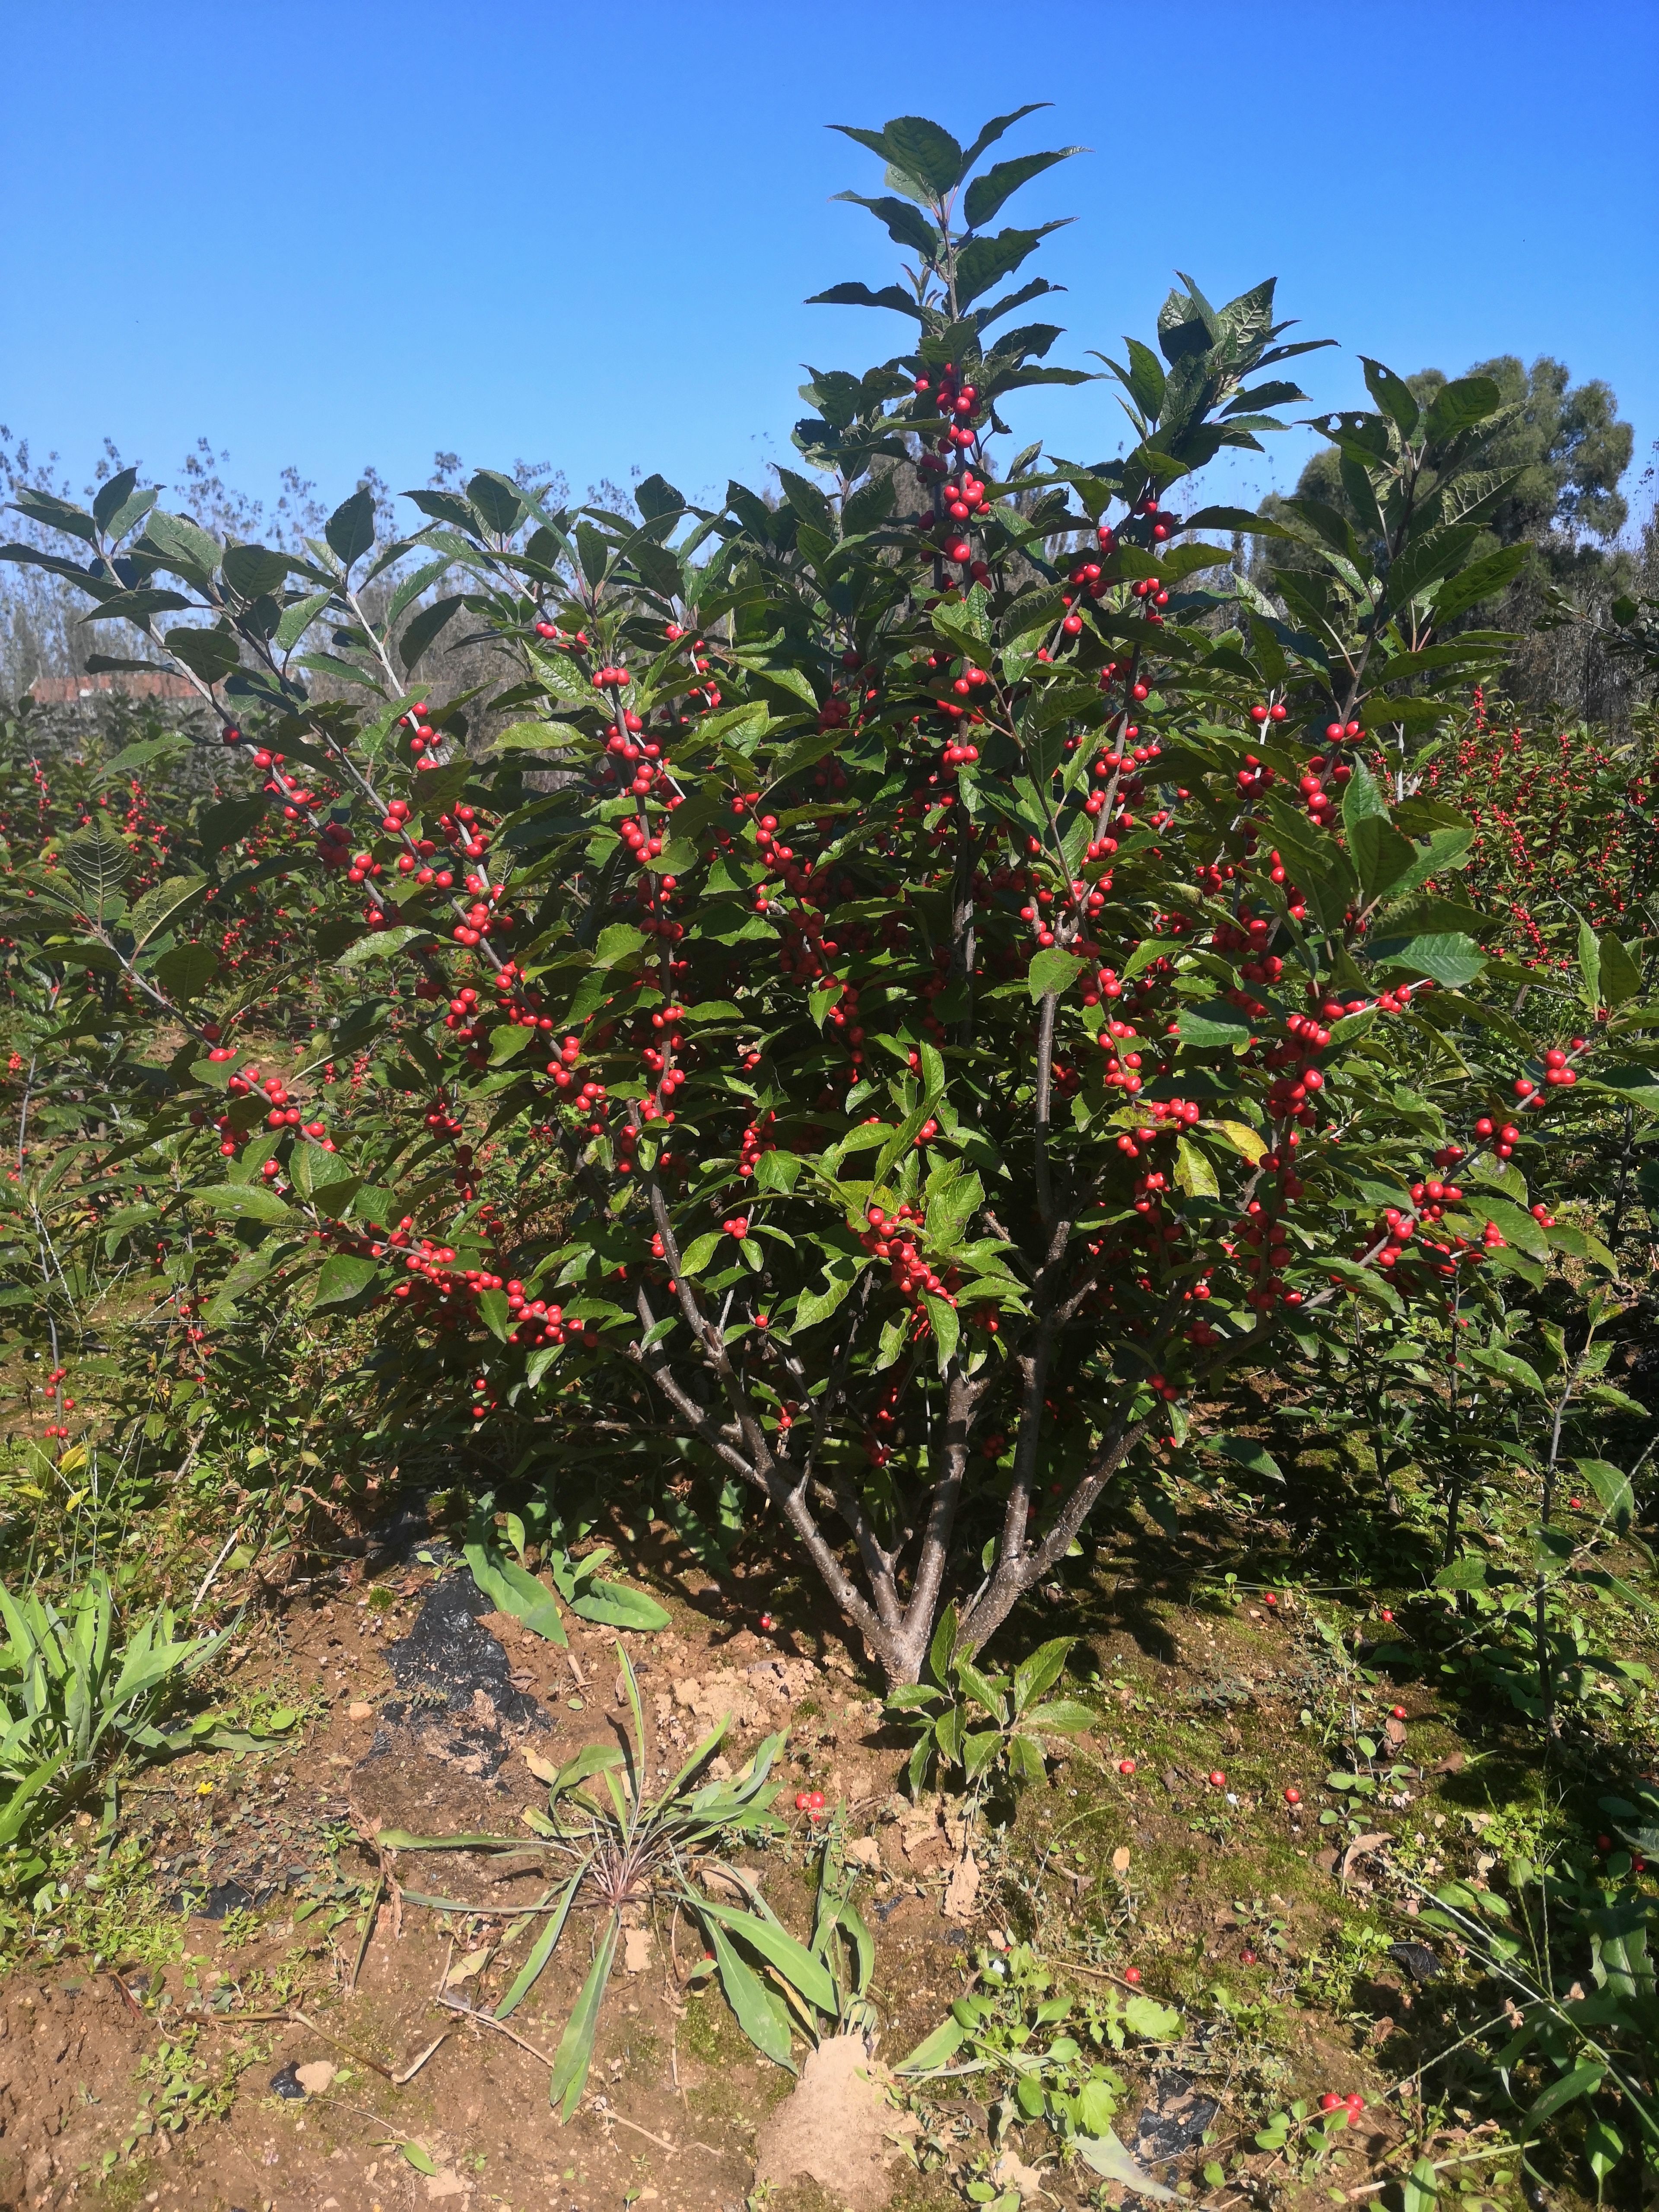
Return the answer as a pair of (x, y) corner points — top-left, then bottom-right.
(754, 2032), (911, 2210)
(294, 2059), (337, 2095)
(269, 2060), (306, 2100)
(381, 1569), (544, 1776)
(1388, 1939), (1443, 1983)
(1135, 2071), (1220, 2164)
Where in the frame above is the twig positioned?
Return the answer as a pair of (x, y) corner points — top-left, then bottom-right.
(436, 1990), (556, 2068)
(391, 2031), (450, 2085)
(191, 1525), (242, 1614)
(193, 2005), (395, 2080)
(109, 1971), (147, 2022)
(592, 2103), (680, 2155)
(349, 1871), (385, 1991)
(1345, 2141), (1519, 2199)
(566, 1646), (588, 1689)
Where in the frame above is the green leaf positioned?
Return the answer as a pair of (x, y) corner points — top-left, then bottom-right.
(1020, 1698), (1094, 1736)
(199, 794), (268, 855)
(896, 2015), (966, 2072)
(275, 589), (332, 652)
(1121, 1993), (1182, 2040)
(1348, 814), (1417, 904)
(1574, 1459), (1634, 1530)
(963, 147), (1082, 229)
(833, 192), (939, 257)
(493, 720), (563, 755)
(401, 2142), (439, 2177)
(222, 543), (292, 601)
(568, 1580), (671, 1631)
(325, 488), (377, 569)
(153, 941), (218, 1000)
(882, 114), (964, 194)
(550, 1914), (620, 2118)
(464, 1542), (567, 1644)
(1341, 760), (1389, 833)
(1027, 946), (1084, 1003)
(1359, 357), (1419, 438)
(1466, 1344), (1547, 1394)
(337, 925), (431, 969)
(143, 509), (220, 578)
(1434, 1554), (1488, 1592)
(1522, 2060), (1603, 2135)
(495, 1869), (582, 2020)
(165, 623), (241, 685)
(189, 1182), (293, 1224)
(1012, 1637), (1072, 1713)
(1598, 931), (1642, 1008)
(1373, 932), (1486, 988)
(955, 222), (1069, 310)
(312, 1255), (378, 1309)
(1202, 1435), (1284, 1484)
(1074, 2130), (1176, 2202)
(398, 594), (466, 670)
(469, 470), (531, 536)
(1431, 543), (1528, 623)
(698, 1897), (839, 2015)
(0, 1753), (67, 1849)
(1173, 1136), (1218, 1198)
(64, 818), (135, 902)
(1205, 1119), (1267, 1165)
(127, 872), (208, 950)
(703, 1912), (795, 2071)
(1423, 374), (1502, 443)
(549, 1743), (626, 1797)
(1176, 1002), (1256, 1047)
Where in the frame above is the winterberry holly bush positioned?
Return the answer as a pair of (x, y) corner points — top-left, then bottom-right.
(3, 109), (1653, 1684)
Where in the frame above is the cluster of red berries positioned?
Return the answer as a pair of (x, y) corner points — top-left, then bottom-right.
(40, 1365), (73, 1435)
(794, 1789), (828, 1819)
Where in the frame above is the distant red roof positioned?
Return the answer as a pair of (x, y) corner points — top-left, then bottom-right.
(30, 670), (200, 703)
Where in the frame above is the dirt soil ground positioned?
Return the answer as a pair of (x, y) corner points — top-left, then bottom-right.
(0, 1502), (1612, 2212)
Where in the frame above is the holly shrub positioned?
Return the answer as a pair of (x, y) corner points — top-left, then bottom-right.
(2, 110), (1655, 1682)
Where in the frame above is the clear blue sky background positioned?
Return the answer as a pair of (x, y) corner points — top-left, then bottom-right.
(4, 0), (1656, 534)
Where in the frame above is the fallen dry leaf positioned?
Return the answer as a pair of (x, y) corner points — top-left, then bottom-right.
(522, 1745), (560, 1783)
(943, 1850), (981, 1922)
(1341, 1832), (1392, 1882)
(444, 1945), (492, 1987)
(992, 2148), (1049, 2199)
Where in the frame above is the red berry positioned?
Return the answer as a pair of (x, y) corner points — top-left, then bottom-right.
(1284, 1786), (1301, 1805)
(1390, 1705), (1407, 1721)
(1118, 1758), (1137, 1775)
(1122, 1966), (1141, 1984)
(1208, 1770), (1225, 1788)
(1321, 2093), (1343, 2112)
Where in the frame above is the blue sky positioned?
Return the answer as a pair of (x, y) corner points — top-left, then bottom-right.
(4, 0), (1656, 535)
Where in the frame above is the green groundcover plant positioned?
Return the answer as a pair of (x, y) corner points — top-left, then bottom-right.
(1, 105), (1653, 1699)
